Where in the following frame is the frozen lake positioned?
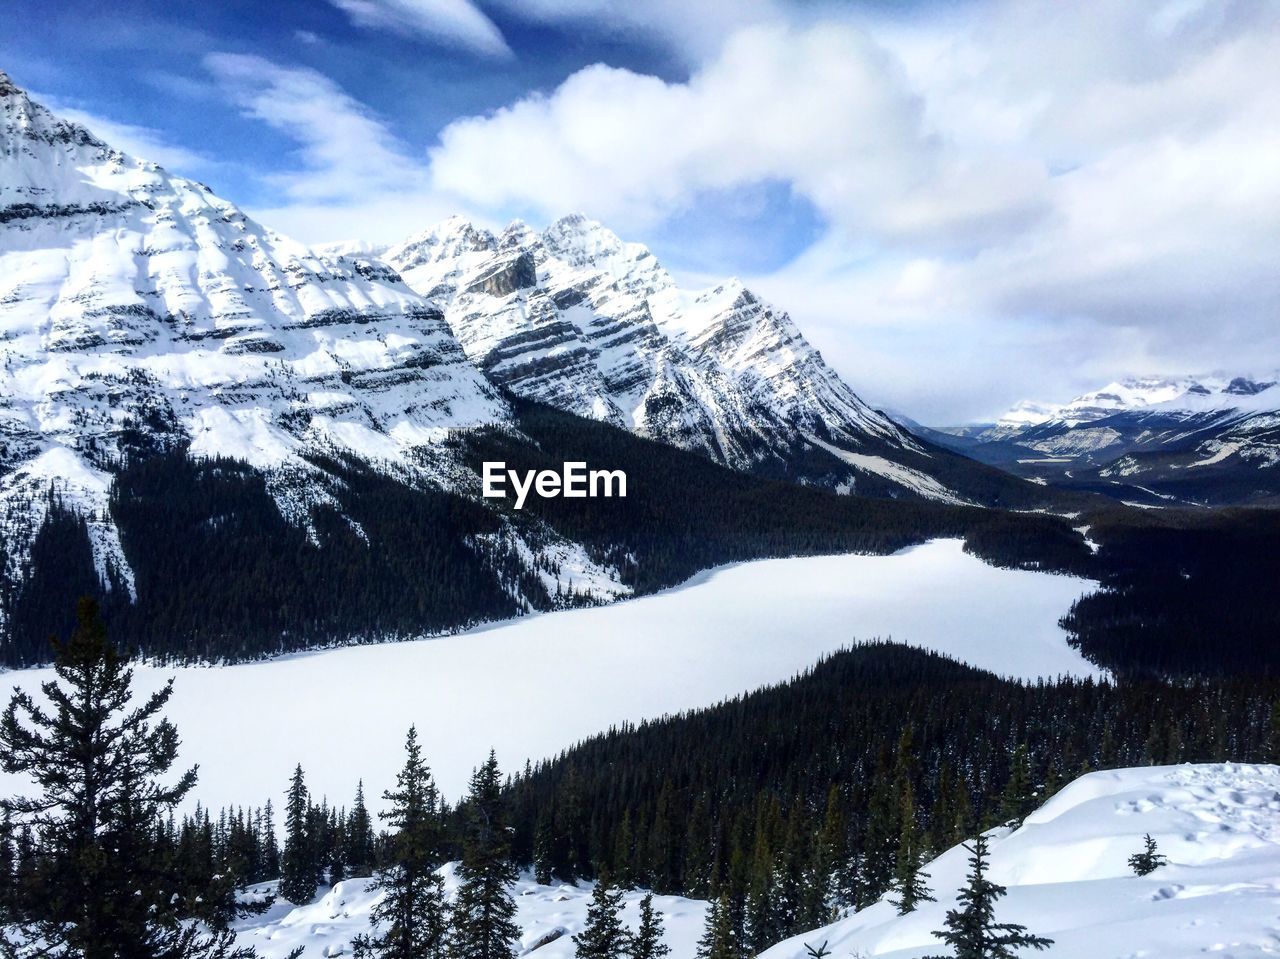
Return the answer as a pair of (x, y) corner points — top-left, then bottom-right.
(0, 539), (1100, 809)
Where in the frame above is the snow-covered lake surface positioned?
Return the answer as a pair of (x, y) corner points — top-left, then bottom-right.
(0, 540), (1099, 808)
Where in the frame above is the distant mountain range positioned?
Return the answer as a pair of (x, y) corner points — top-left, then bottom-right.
(918, 375), (1280, 505)
(0, 69), (1064, 663)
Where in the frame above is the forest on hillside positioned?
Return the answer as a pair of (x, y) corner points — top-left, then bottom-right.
(5, 604), (1278, 959)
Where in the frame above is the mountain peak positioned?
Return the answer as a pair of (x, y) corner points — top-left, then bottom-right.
(1, 70), (106, 154)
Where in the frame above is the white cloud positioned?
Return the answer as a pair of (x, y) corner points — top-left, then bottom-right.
(205, 52), (426, 204)
(427, 22), (1047, 246)
(200, 2), (1280, 421)
(423, 2), (1280, 421)
(203, 53), (472, 243)
(326, 0), (512, 58)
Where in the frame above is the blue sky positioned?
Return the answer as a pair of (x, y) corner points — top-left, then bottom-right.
(4, 0), (1278, 421)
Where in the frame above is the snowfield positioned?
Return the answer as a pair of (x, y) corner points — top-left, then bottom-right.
(233, 764), (1280, 959)
(233, 865), (710, 959)
(762, 763), (1280, 959)
(0, 540), (1096, 809)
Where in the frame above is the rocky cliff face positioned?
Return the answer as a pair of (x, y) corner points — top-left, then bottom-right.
(383, 214), (950, 492)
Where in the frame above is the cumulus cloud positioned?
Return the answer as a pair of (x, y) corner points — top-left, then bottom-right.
(201, 1), (1280, 420)
(423, 2), (1279, 420)
(326, 0), (511, 59)
(428, 22), (1047, 247)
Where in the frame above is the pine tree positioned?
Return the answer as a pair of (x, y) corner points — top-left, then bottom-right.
(891, 781), (934, 915)
(630, 893), (669, 959)
(262, 799), (280, 880)
(0, 597), (247, 959)
(743, 823), (777, 952)
(347, 781), (376, 877)
(0, 809), (14, 924)
(997, 746), (1034, 826)
(450, 751), (521, 959)
(533, 808), (555, 885)
(574, 876), (630, 959)
(927, 835), (1052, 959)
(809, 785), (850, 917)
(695, 894), (740, 959)
(329, 806), (347, 883)
(279, 765), (318, 904)
(371, 727), (448, 959)
(1127, 834), (1168, 877)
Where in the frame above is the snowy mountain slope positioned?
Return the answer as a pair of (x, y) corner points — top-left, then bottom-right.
(761, 762), (1280, 959)
(235, 763), (1280, 959)
(381, 215), (1042, 506)
(929, 374), (1280, 505)
(0, 69), (1083, 664)
(0, 71), (656, 650)
(233, 866), (710, 959)
(0, 69), (512, 588)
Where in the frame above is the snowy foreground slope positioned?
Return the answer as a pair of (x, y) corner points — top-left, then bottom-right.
(763, 763), (1280, 959)
(233, 764), (1280, 959)
(0, 540), (1096, 807)
(234, 865), (709, 959)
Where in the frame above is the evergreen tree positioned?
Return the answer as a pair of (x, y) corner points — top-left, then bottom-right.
(0, 810), (14, 924)
(695, 894), (740, 959)
(262, 799), (281, 879)
(371, 727), (448, 959)
(348, 781), (376, 877)
(574, 876), (630, 959)
(927, 835), (1052, 959)
(630, 893), (669, 959)
(533, 809), (555, 885)
(810, 785), (850, 916)
(743, 822), (778, 952)
(997, 746), (1034, 826)
(279, 765), (318, 904)
(1127, 834), (1168, 877)
(891, 781), (935, 915)
(451, 752), (521, 959)
(329, 806), (347, 883)
(0, 597), (247, 959)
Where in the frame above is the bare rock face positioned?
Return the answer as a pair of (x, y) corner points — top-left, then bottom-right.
(384, 215), (936, 490)
(467, 251), (538, 298)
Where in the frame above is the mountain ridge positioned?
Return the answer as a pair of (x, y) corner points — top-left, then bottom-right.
(923, 373), (1280, 505)
(0, 69), (1090, 663)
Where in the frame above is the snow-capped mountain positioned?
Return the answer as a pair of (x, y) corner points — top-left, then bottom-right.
(0, 70), (524, 627)
(762, 763), (1280, 959)
(379, 215), (1014, 504)
(0, 70), (1073, 663)
(928, 374), (1280, 505)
